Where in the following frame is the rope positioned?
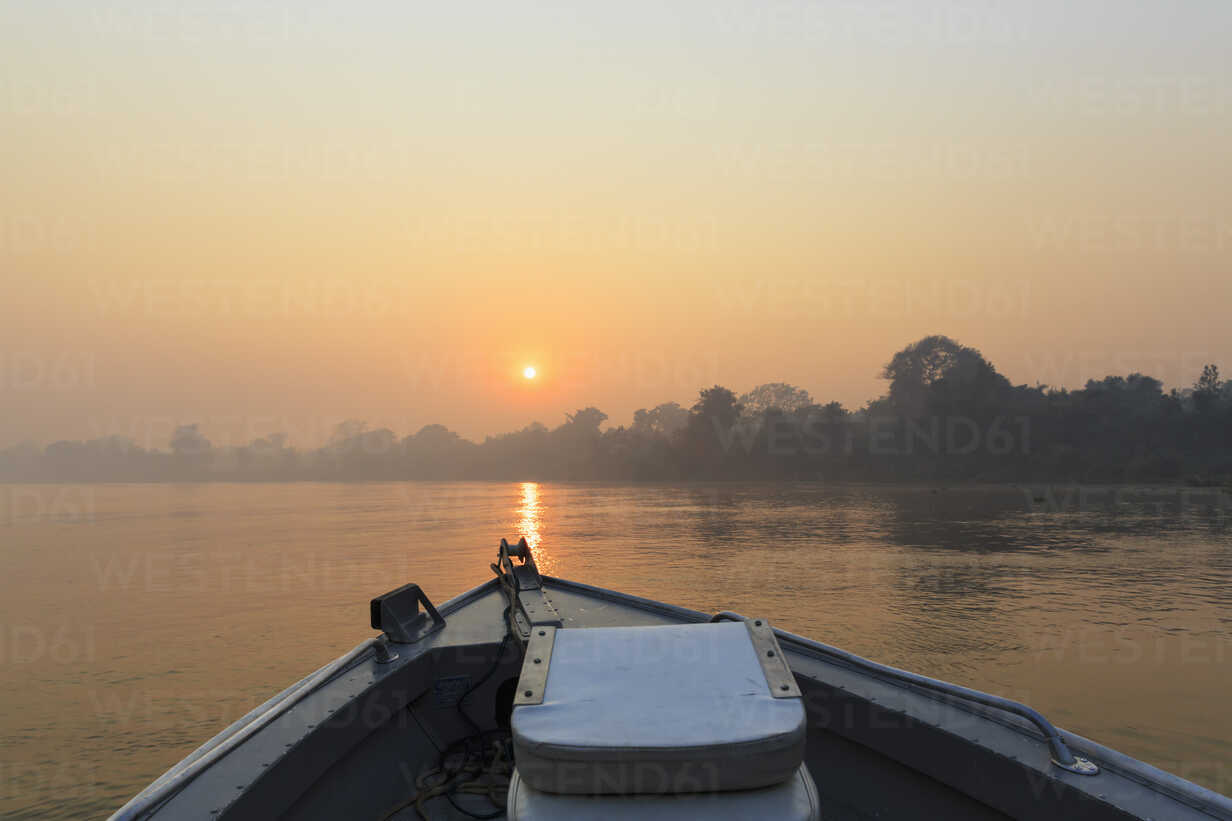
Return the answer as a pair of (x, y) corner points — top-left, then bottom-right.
(378, 735), (513, 820)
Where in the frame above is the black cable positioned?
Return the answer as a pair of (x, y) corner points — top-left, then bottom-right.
(434, 565), (527, 817)
(444, 784), (505, 819)
(381, 555), (526, 819)
(457, 605), (518, 731)
(437, 603), (518, 815)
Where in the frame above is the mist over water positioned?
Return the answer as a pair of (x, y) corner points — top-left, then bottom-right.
(1, 480), (1229, 818)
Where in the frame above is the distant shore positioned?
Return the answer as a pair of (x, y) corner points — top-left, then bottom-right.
(4, 336), (1228, 487)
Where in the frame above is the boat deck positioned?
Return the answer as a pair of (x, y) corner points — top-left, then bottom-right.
(111, 574), (1232, 821)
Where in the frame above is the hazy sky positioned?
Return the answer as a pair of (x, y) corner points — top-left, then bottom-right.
(3, 1), (1230, 448)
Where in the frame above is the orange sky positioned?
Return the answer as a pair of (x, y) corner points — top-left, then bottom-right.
(2, 1), (1230, 448)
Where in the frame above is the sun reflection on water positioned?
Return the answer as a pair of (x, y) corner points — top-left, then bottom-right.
(516, 482), (555, 575)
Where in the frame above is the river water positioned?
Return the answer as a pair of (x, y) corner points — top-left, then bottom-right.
(1, 481), (1229, 817)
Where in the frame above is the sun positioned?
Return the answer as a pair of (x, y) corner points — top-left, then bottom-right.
(522, 366), (537, 380)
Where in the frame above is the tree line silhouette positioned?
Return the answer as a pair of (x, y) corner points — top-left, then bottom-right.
(3, 336), (1230, 484)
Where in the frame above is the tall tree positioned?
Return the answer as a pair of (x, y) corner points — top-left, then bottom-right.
(882, 335), (1008, 415)
(739, 383), (814, 416)
(170, 424), (210, 456)
(1194, 364), (1223, 413)
(632, 402), (689, 436)
(563, 407), (608, 433)
(691, 386), (743, 429)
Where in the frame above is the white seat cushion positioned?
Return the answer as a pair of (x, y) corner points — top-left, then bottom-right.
(511, 622), (806, 795)
(507, 763), (820, 821)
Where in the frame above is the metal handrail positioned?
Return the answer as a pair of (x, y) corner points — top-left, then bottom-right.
(709, 610), (1099, 776)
